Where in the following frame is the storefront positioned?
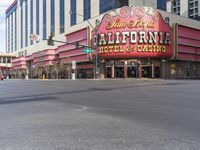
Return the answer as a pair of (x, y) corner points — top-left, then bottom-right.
(11, 6), (200, 80)
(92, 6), (200, 79)
(58, 28), (94, 79)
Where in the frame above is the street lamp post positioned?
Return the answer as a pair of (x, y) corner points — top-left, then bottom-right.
(69, 11), (99, 79)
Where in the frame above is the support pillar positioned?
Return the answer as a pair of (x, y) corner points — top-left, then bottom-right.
(139, 63), (142, 79)
(124, 61), (127, 79)
(99, 62), (105, 79)
(111, 61), (115, 79)
(152, 63), (155, 79)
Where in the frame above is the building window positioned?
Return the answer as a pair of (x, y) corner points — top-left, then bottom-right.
(30, 0), (33, 45)
(195, 8), (198, 13)
(8, 17), (10, 53)
(7, 58), (11, 63)
(195, 1), (198, 6)
(100, 0), (113, 14)
(157, 0), (166, 10)
(60, 0), (65, 33)
(84, 0), (91, 20)
(51, 0), (55, 33)
(6, 19), (7, 52)
(21, 5), (23, 48)
(172, 0), (180, 15)
(3, 58), (6, 63)
(43, 0), (47, 40)
(36, 0), (40, 37)
(11, 14), (13, 52)
(100, 0), (128, 14)
(15, 10), (17, 51)
(25, 0), (28, 47)
(70, 0), (76, 26)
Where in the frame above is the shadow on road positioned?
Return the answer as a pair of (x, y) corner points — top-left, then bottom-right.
(0, 96), (57, 105)
(0, 82), (187, 105)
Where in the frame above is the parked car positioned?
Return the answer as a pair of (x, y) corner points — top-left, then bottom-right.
(0, 74), (4, 80)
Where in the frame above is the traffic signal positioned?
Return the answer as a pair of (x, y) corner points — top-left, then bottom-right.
(47, 32), (55, 46)
(75, 42), (79, 49)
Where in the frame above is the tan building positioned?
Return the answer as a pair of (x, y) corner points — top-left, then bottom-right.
(0, 53), (16, 79)
(167, 0), (200, 20)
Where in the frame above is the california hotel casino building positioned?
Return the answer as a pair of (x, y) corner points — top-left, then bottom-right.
(5, 0), (200, 79)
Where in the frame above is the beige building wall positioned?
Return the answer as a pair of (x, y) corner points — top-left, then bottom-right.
(65, 0), (71, 31)
(91, 0), (99, 18)
(54, 0), (60, 36)
(180, 0), (188, 17)
(77, 0), (84, 23)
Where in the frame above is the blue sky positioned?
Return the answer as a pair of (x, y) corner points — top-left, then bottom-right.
(0, 0), (14, 52)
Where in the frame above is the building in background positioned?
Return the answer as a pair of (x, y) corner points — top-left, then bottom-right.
(5, 0), (200, 79)
(167, 0), (200, 20)
(129, 0), (166, 10)
(0, 53), (16, 79)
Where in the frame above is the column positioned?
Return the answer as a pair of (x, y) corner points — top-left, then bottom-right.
(161, 61), (167, 79)
(77, 0), (83, 23)
(124, 61), (127, 79)
(65, 0), (70, 31)
(99, 61), (105, 79)
(111, 61), (115, 78)
(91, 0), (99, 17)
(152, 63), (155, 78)
(139, 63), (142, 79)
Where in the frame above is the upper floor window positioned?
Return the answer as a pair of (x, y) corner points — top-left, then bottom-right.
(100, 0), (128, 14)
(43, 0), (47, 40)
(60, 0), (65, 33)
(36, 0), (40, 35)
(30, 0), (33, 45)
(157, 0), (166, 11)
(70, 0), (76, 26)
(51, 0), (55, 33)
(84, 0), (91, 20)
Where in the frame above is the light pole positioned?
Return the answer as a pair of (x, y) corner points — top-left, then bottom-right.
(69, 11), (99, 79)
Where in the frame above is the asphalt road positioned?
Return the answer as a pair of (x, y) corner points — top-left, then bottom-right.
(0, 79), (200, 150)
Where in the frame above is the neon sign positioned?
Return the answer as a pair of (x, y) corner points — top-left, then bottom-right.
(93, 6), (174, 59)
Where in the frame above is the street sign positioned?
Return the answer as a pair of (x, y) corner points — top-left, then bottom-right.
(82, 49), (94, 53)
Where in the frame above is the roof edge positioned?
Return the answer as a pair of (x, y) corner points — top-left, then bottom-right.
(5, 0), (17, 14)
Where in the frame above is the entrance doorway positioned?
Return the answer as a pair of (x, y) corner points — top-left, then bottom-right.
(142, 65), (152, 78)
(127, 61), (140, 78)
(104, 60), (161, 79)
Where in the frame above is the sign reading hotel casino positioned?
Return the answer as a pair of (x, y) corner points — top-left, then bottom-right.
(93, 6), (174, 59)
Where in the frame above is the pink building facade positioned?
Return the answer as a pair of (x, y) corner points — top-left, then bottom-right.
(11, 6), (200, 79)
